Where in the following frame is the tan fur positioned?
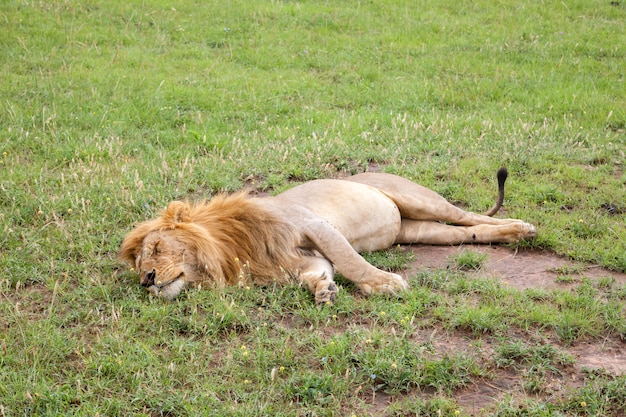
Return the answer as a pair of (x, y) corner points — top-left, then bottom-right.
(120, 171), (536, 302)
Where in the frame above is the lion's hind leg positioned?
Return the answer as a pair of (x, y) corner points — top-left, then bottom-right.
(395, 219), (537, 245)
(347, 172), (525, 226)
(297, 256), (339, 304)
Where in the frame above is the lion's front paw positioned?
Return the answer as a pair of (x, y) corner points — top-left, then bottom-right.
(358, 272), (407, 296)
(315, 282), (338, 305)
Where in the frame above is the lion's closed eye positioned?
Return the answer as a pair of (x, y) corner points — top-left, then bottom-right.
(140, 240), (161, 260)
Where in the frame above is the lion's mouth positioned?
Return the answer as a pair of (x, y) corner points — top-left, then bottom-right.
(147, 273), (186, 300)
(154, 272), (184, 289)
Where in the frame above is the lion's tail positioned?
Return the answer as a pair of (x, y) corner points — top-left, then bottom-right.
(483, 167), (508, 217)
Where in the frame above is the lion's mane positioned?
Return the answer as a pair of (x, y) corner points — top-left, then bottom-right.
(119, 192), (304, 286)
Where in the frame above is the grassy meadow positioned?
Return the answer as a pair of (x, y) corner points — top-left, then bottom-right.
(1, 0), (625, 415)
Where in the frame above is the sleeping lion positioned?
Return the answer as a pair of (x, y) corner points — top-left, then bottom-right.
(119, 169), (536, 303)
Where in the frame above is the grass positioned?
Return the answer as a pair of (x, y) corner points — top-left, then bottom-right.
(494, 340), (576, 394)
(1, 0), (626, 415)
(450, 250), (489, 271)
(362, 246), (415, 272)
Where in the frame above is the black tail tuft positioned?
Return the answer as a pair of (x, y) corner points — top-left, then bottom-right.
(497, 167), (508, 190)
(484, 167), (508, 216)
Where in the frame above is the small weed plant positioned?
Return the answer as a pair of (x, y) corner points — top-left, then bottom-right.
(451, 250), (489, 271)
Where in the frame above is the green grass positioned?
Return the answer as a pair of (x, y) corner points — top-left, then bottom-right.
(1, 0), (626, 415)
(450, 250), (488, 271)
(362, 245), (415, 272)
(494, 340), (575, 394)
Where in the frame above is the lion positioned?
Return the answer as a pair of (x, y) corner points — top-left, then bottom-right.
(119, 169), (536, 303)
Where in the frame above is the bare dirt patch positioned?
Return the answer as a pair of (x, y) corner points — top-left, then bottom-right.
(409, 245), (626, 291)
(386, 244), (626, 415)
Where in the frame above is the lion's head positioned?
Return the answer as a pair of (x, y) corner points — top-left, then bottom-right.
(119, 194), (303, 300)
(131, 228), (204, 300)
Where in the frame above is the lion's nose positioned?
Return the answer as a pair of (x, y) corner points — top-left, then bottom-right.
(141, 270), (156, 287)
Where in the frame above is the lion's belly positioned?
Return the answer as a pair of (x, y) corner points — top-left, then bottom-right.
(312, 199), (401, 252)
(277, 180), (401, 252)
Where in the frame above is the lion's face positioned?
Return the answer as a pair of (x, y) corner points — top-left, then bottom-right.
(135, 229), (201, 300)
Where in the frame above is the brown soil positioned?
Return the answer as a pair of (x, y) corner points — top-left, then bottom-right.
(410, 245), (626, 292)
(378, 244), (626, 415)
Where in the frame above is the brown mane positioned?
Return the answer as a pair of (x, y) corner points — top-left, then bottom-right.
(119, 192), (304, 286)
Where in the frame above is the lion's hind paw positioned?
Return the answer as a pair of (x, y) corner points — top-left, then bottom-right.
(522, 222), (537, 239)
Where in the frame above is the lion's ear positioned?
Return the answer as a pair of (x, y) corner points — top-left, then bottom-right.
(163, 201), (192, 224)
(119, 220), (158, 266)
